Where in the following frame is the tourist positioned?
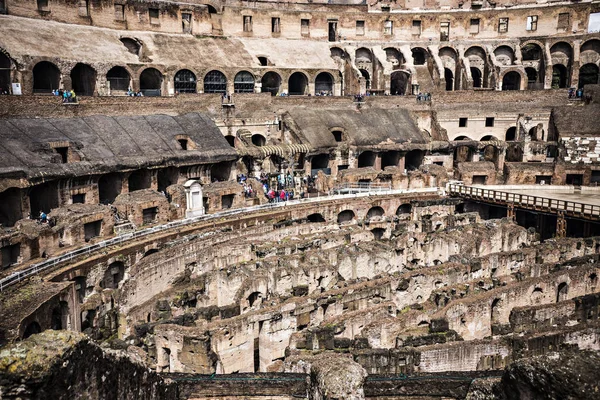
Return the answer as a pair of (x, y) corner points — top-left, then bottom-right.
(39, 211), (47, 223)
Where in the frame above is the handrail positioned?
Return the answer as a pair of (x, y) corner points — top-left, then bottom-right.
(447, 184), (600, 218)
(0, 187), (441, 292)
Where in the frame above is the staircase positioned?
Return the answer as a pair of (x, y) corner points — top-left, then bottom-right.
(414, 65), (436, 93)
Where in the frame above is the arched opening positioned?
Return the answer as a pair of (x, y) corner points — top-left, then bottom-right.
(528, 127), (538, 141)
(358, 151), (375, 168)
(247, 291), (261, 308)
(311, 154), (329, 169)
(70, 63), (96, 96)
(128, 169), (151, 192)
(337, 210), (355, 224)
(490, 298), (502, 324)
(483, 145), (498, 163)
(505, 143), (523, 162)
(143, 248), (159, 258)
(288, 72), (308, 95)
(261, 72), (281, 96)
(211, 161), (231, 181)
(505, 127), (517, 141)
(481, 135), (498, 141)
(234, 71), (255, 93)
(29, 182), (59, 214)
(454, 136), (472, 141)
(359, 69), (370, 90)
(525, 67), (538, 87)
(101, 261), (126, 289)
(531, 287), (544, 304)
(203, 70), (227, 93)
(22, 321), (42, 339)
(207, 4), (217, 13)
(396, 203), (412, 216)
(390, 71), (409, 95)
(552, 65), (568, 88)
(51, 301), (69, 330)
(315, 72), (333, 95)
(157, 167), (178, 193)
(381, 151), (400, 168)
(454, 146), (473, 163)
(578, 63), (599, 89)
(493, 46), (515, 66)
(522, 44), (542, 61)
(470, 67), (482, 88)
(0, 52), (11, 92)
(98, 173), (122, 204)
(366, 206), (385, 222)
(139, 68), (162, 96)
(444, 68), (454, 91)
(251, 134), (266, 147)
(372, 228), (385, 240)
(174, 69), (197, 93)
(307, 213), (325, 223)
(33, 61), (60, 93)
(556, 282), (568, 302)
(331, 130), (344, 142)
(385, 47), (403, 67)
(225, 135), (235, 147)
(405, 150), (424, 170)
(106, 66), (130, 92)
(412, 48), (427, 65)
(502, 71), (521, 91)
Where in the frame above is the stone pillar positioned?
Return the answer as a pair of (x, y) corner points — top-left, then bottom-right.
(184, 180), (205, 218)
(556, 212), (567, 238)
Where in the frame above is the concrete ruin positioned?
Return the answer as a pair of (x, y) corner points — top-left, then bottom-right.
(1, 0), (600, 398)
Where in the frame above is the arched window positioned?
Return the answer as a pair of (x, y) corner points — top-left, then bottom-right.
(315, 72), (333, 94)
(251, 134), (266, 147)
(234, 71), (254, 93)
(390, 71), (409, 95)
(106, 66), (130, 92)
(578, 64), (599, 89)
(139, 68), (162, 96)
(552, 65), (568, 88)
(470, 67), (482, 88)
(412, 48), (427, 65)
(288, 72), (308, 95)
(505, 127), (517, 141)
(366, 206), (385, 222)
(33, 61), (60, 93)
(204, 70), (226, 93)
(444, 68), (454, 91)
(337, 210), (355, 224)
(261, 72), (281, 96)
(502, 71), (521, 91)
(359, 69), (370, 89)
(174, 69), (197, 93)
(70, 63), (96, 96)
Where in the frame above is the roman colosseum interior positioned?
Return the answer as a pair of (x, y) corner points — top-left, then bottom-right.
(1, 0), (600, 397)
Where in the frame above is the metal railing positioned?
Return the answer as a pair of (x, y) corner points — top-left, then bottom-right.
(0, 187), (440, 292)
(447, 184), (600, 219)
(333, 182), (393, 194)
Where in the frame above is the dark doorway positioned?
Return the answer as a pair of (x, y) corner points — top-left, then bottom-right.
(0, 188), (23, 227)
(142, 207), (158, 224)
(358, 151), (375, 168)
(552, 65), (568, 89)
(106, 66), (130, 92)
(360, 69), (370, 90)
(525, 67), (538, 89)
(157, 167), (178, 193)
(315, 72), (333, 94)
(70, 63), (96, 96)
(288, 72), (308, 95)
(578, 64), (599, 89)
(505, 127), (517, 141)
(566, 174), (583, 186)
(337, 210), (355, 223)
(174, 69), (197, 93)
(405, 150), (424, 170)
(1, 243), (20, 269)
(261, 72), (281, 96)
(22, 321), (42, 339)
(470, 67), (482, 88)
(444, 68), (454, 91)
(128, 170), (151, 191)
(390, 71), (409, 95)
(140, 68), (162, 96)
(98, 173), (122, 204)
(84, 220), (102, 241)
(0, 52), (11, 93)
(204, 70), (227, 93)
(412, 48), (427, 65)
(381, 151), (400, 168)
(33, 61), (60, 93)
(234, 71), (255, 93)
(221, 194), (235, 209)
(502, 71), (521, 90)
(29, 182), (59, 214)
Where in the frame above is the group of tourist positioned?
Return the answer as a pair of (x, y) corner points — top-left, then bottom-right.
(126, 88), (144, 97)
(568, 87), (584, 99)
(416, 92), (432, 102)
(0, 87), (10, 95)
(52, 89), (78, 103)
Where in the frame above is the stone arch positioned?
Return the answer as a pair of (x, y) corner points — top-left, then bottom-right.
(315, 72), (333, 94)
(359, 69), (370, 90)
(234, 70), (255, 93)
(411, 47), (428, 65)
(502, 71), (521, 91)
(307, 213), (326, 223)
(454, 145), (473, 163)
(355, 47), (372, 63)
(552, 64), (569, 88)
(384, 47), (403, 67)
(521, 42), (545, 89)
(311, 153), (329, 169)
(70, 63), (97, 96)
(454, 135), (473, 141)
(580, 39), (600, 65)
(174, 69), (197, 93)
(372, 228), (385, 240)
(465, 46), (487, 88)
(396, 203), (412, 216)
(358, 151), (375, 168)
(120, 37), (142, 56)
(550, 41), (573, 66)
(251, 134), (266, 147)
(33, 61), (61, 93)
(22, 321), (42, 339)
(101, 261), (126, 289)
(260, 71), (281, 96)
(337, 209), (356, 224)
(139, 67), (163, 96)
(366, 206), (385, 222)
(505, 127), (517, 141)
(288, 71), (308, 95)
(143, 248), (159, 258)
(481, 135), (498, 141)
(521, 42), (543, 61)
(490, 298), (502, 324)
(482, 144), (499, 163)
(439, 47), (458, 91)
(531, 286), (544, 304)
(330, 46), (346, 59)
(578, 63), (599, 89)
(470, 67), (482, 88)
(556, 282), (568, 302)
(390, 71), (409, 95)
(493, 45), (515, 66)
(106, 66), (131, 92)
(203, 70), (227, 93)
(444, 68), (454, 91)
